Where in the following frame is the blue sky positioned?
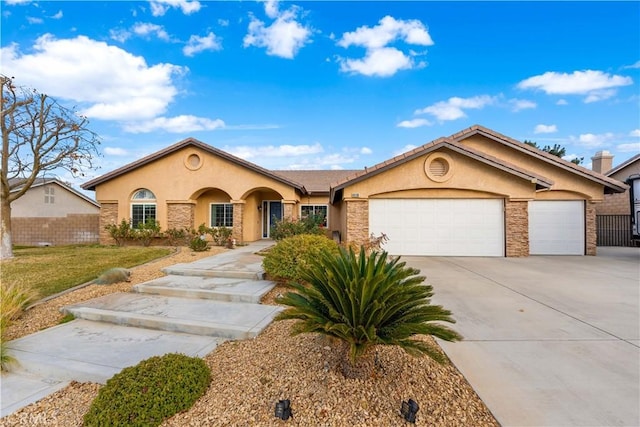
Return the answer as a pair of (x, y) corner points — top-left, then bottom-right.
(1, 0), (639, 190)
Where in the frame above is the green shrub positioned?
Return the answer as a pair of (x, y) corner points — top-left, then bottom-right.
(1, 280), (39, 371)
(276, 246), (462, 379)
(163, 228), (189, 246)
(189, 234), (209, 252)
(132, 219), (161, 247)
(262, 234), (339, 283)
(270, 215), (325, 241)
(84, 353), (211, 427)
(105, 219), (132, 246)
(211, 227), (233, 246)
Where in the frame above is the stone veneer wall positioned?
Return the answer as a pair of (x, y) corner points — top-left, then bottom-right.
(13, 214), (99, 246)
(232, 202), (244, 243)
(595, 192), (631, 215)
(99, 202), (118, 245)
(283, 202), (295, 220)
(586, 202), (597, 256)
(345, 199), (369, 246)
(167, 203), (195, 231)
(505, 200), (529, 257)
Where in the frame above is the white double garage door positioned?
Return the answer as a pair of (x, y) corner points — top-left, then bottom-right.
(369, 199), (585, 256)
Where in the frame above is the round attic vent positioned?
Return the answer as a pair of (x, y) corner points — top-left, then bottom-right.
(184, 152), (203, 170)
(424, 153), (454, 182)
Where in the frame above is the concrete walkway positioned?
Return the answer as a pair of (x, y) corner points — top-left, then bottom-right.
(1, 241), (279, 418)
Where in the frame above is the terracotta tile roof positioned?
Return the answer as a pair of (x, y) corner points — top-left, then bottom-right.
(82, 138), (307, 193)
(272, 170), (358, 194)
(452, 124), (628, 194)
(330, 138), (555, 202)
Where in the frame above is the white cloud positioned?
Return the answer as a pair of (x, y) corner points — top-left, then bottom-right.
(124, 115), (225, 133)
(556, 99), (568, 105)
(629, 129), (640, 137)
(243, 6), (312, 59)
(393, 144), (417, 156)
(360, 147), (373, 154)
(104, 147), (129, 156)
(132, 22), (170, 41)
(623, 60), (640, 69)
(183, 32), (222, 57)
(26, 16), (43, 24)
(264, 0), (279, 19)
(617, 142), (640, 152)
(570, 132), (615, 148)
(0, 35), (186, 121)
(517, 70), (633, 102)
(415, 95), (496, 121)
(110, 29), (131, 43)
(5, 0), (30, 4)
(149, 0), (201, 17)
(509, 98), (536, 111)
(339, 47), (414, 77)
(51, 10), (63, 19)
(397, 118), (432, 128)
(226, 143), (323, 160)
(337, 15), (433, 78)
(218, 19), (229, 27)
(534, 124), (558, 134)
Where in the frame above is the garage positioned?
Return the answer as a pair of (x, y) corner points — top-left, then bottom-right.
(529, 201), (585, 255)
(369, 198), (504, 256)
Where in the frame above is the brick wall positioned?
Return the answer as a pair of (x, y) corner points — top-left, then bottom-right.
(99, 203), (118, 245)
(167, 203), (195, 230)
(13, 214), (99, 246)
(595, 192), (630, 215)
(232, 202), (244, 243)
(345, 199), (369, 246)
(505, 200), (529, 257)
(586, 202), (597, 256)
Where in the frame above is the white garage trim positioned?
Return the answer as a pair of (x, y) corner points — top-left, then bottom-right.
(369, 199), (505, 256)
(529, 201), (585, 255)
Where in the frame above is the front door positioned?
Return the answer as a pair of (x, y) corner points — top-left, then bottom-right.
(262, 201), (283, 238)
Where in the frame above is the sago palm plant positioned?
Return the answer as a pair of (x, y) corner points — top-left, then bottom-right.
(275, 246), (462, 378)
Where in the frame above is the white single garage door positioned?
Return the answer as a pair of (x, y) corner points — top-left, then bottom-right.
(369, 199), (504, 256)
(529, 201), (584, 255)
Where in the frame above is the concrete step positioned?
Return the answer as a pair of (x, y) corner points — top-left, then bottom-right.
(162, 264), (264, 280)
(62, 293), (282, 340)
(5, 320), (224, 385)
(133, 276), (275, 303)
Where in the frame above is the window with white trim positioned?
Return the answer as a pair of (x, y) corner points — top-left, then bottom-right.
(301, 204), (328, 227)
(211, 203), (233, 228)
(44, 186), (55, 204)
(131, 189), (156, 228)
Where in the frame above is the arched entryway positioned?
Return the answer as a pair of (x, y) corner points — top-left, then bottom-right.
(242, 187), (287, 240)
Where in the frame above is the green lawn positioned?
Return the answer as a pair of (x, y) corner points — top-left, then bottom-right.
(1, 245), (172, 299)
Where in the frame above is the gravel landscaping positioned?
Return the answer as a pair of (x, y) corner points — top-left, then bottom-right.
(0, 247), (499, 427)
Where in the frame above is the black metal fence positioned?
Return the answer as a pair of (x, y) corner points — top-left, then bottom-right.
(596, 215), (633, 246)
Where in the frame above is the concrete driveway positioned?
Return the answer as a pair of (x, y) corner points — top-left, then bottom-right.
(404, 247), (640, 427)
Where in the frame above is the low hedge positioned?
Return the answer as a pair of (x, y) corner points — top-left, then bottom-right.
(84, 353), (211, 427)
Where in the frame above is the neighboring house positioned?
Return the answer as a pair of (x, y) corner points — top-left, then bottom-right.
(592, 151), (640, 246)
(10, 178), (100, 246)
(82, 124), (626, 257)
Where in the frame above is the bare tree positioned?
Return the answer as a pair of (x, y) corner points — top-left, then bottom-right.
(1, 75), (101, 259)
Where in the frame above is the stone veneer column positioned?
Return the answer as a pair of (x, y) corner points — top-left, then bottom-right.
(505, 200), (529, 257)
(282, 200), (297, 220)
(345, 199), (369, 247)
(166, 202), (195, 231)
(99, 202), (118, 245)
(231, 200), (245, 243)
(586, 201), (597, 256)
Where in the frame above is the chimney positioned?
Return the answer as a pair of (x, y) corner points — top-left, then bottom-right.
(591, 150), (614, 174)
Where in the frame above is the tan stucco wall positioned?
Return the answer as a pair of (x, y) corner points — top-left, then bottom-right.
(12, 184), (99, 218)
(93, 146), (302, 240)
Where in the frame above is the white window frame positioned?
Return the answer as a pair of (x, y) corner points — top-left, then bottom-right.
(44, 186), (55, 204)
(210, 203), (233, 228)
(131, 189), (157, 228)
(300, 204), (329, 227)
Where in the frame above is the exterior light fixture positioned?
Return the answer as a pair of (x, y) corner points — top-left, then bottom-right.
(275, 399), (292, 420)
(401, 399), (419, 423)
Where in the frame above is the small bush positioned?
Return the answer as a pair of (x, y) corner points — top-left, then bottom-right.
(1, 280), (39, 371)
(211, 227), (233, 246)
(105, 219), (132, 246)
(189, 234), (209, 252)
(270, 215), (325, 241)
(84, 353), (211, 427)
(164, 228), (189, 246)
(263, 234), (339, 283)
(132, 219), (162, 247)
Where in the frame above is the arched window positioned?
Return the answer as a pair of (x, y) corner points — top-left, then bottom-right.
(131, 189), (156, 228)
